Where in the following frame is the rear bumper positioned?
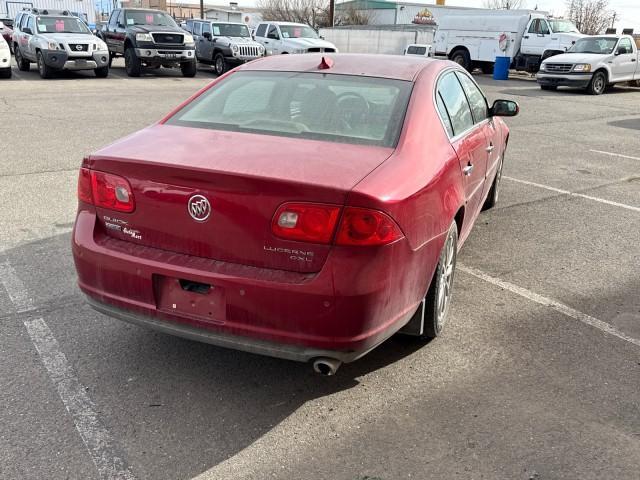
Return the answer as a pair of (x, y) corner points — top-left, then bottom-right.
(73, 210), (440, 362)
(537, 72), (593, 88)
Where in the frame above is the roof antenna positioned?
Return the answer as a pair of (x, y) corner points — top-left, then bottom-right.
(318, 56), (334, 70)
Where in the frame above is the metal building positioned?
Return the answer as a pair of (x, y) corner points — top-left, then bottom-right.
(1, 0), (97, 25)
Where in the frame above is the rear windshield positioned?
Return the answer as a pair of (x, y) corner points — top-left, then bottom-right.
(166, 71), (412, 147)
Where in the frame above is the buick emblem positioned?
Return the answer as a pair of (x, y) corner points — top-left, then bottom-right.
(76, 44), (83, 51)
(188, 195), (211, 222)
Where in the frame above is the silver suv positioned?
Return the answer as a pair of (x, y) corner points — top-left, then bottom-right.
(187, 20), (264, 76)
(12, 9), (109, 78)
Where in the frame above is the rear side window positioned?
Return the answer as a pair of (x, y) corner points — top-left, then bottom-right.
(435, 93), (454, 137)
(455, 72), (487, 124)
(255, 23), (266, 37)
(437, 72), (474, 136)
(167, 71), (413, 147)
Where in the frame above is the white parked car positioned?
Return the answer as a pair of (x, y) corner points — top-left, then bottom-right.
(404, 44), (432, 57)
(537, 35), (640, 95)
(253, 22), (337, 55)
(0, 32), (10, 78)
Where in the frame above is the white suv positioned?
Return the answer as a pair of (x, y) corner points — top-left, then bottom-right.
(0, 32), (10, 78)
(253, 22), (337, 55)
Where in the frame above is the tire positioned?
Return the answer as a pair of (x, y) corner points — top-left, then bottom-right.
(94, 66), (109, 78)
(15, 47), (30, 71)
(540, 85), (557, 91)
(124, 47), (141, 77)
(628, 80), (640, 88)
(481, 62), (494, 75)
(181, 60), (197, 77)
(108, 55), (113, 68)
(213, 52), (227, 76)
(0, 67), (11, 78)
(587, 71), (607, 95)
(482, 153), (504, 211)
(36, 50), (54, 79)
(450, 49), (472, 72)
(422, 221), (458, 339)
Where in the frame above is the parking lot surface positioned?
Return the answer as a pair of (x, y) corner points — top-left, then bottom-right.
(1, 59), (639, 480)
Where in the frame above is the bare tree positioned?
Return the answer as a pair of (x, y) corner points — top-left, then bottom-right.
(565, 0), (616, 34)
(258, 0), (331, 28)
(335, 5), (371, 26)
(483, 0), (526, 9)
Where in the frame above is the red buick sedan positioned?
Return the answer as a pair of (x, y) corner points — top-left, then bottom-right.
(73, 54), (518, 374)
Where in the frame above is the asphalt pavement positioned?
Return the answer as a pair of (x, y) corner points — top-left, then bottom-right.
(1, 59), (639, 480)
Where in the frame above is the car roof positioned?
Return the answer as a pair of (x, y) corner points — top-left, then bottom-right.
(262, 21), (308, 26)
(238, 53), (444, 81)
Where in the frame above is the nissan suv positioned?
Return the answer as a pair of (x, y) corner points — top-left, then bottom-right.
(12, 9), (109, 78)
(187, 19), (264, 76)
(99, 8), (196, 77)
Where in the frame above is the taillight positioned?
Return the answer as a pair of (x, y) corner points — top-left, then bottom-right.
(77, 168), (135, 213)
(77, 168), (93, 204)
(335, 207), (403, 246)
(272, 203), (341, 244)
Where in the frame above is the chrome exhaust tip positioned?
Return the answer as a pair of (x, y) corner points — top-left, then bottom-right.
(312, 357), (342, 376)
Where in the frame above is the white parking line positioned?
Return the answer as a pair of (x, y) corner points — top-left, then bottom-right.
(0, 261), (136, 480)
(458, 264), (640, 348)
(590, 150), (640, 161)
(503, 176), (640, 213)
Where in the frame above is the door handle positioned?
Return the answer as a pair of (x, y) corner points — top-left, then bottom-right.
(523, 35), (529, 39)
(486, 144), (495, 153)
(632, 59), (637, 62)
(463, 163), (474, 176)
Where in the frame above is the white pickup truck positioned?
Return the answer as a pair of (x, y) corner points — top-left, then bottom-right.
(537, 35), (640, 95)
(434, 12), (583, 73)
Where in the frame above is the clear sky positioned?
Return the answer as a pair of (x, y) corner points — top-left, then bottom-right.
(444, 0), (640, 32)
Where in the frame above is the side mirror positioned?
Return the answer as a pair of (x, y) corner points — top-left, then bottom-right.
(320, 35), (325, 40)
(22, 26), (32, 35)
(615, 47), (627, 55)
(203, 31), (211, 40)
(490, 99), (519, 117)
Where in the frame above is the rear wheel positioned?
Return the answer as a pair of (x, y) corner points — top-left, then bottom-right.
(181, 60), (197, 77)
(587, 71), (606, 95)
(15, 47), (30, 71)
(214, 52), (227, 76)
(422, 221), (458, 338)
(36, 51), (54, 79)
(124, 47), (141, 77)
(450, 49), (472, 72)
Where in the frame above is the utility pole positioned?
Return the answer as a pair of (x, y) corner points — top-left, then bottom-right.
(329, 0), (334, 26)
(611, 12), (616, 29)
(200, 0), (204, 19)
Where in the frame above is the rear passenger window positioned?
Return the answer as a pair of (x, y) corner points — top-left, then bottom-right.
(437, 72), (474, 136)
(435, 93), (454, 137)
(193, 22), (202, 36)
(455, 72), (487, 124)
(255, 23), (266, 37)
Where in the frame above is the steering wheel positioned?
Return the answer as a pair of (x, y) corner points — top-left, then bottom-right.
(336, 92), (370, 130)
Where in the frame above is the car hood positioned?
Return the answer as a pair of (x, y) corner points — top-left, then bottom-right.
(40, 32), (97, 43)
(129, 25), (184, 34)
(544, 52), (610, 64)
(283, 37), (336, 49)
(225, 36), (261, 46)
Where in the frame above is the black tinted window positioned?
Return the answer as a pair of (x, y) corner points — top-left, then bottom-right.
(407, 46), (426, 55)
(437, 72), (474, 136)
(455, 72), (487, 124)
(267, 25), (279, 39)
(255, 23), (266, 37)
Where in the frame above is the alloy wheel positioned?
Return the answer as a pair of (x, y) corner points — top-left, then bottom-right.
(435, 231), (456, 329)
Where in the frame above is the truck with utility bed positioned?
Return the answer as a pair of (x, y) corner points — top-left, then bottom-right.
(433, 11), (583, 73)
(537, 35), (640, 95)
(99, 8), (196, 77)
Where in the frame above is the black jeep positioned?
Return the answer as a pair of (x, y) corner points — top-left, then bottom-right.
(100, 8), (196, 77)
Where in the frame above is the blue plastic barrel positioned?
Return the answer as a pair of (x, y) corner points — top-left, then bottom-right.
(493, 56), (510, 80)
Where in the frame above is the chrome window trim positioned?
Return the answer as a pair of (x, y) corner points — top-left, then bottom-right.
(433, 67), (490, 143)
